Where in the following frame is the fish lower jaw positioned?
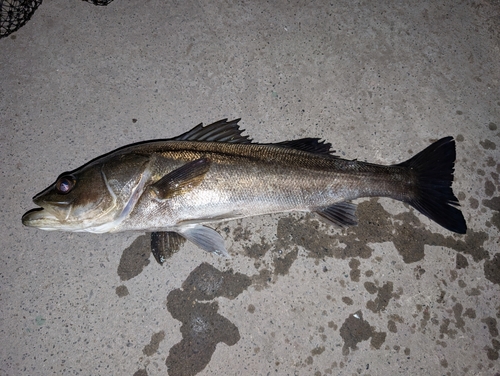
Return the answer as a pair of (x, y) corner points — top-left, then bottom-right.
(22, 208), (117, 233)
(22, 209), (59, 229)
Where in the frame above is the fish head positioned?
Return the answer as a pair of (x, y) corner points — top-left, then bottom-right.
(22, 153), (151, 232)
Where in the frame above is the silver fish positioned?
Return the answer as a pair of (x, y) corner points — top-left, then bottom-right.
(22, 119), (466, 262)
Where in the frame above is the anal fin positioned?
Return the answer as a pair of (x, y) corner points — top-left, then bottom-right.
(315, 201), (358, 228)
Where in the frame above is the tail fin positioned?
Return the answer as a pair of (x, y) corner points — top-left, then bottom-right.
(396, 137), (466, 234)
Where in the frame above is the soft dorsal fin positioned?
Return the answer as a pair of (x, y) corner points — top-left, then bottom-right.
(275, 138), (338, 156)
(173, 118), (252, 143)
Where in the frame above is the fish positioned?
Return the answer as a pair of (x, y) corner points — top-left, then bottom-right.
(22, 119), (467, 263)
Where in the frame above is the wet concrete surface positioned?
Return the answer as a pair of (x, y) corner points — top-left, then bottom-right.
(2, 0), (499, 375)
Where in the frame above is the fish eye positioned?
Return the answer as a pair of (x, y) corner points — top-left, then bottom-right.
(55, 175), (75, 194)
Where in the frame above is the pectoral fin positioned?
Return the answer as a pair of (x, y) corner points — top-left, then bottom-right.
(151, 158), (211, 200)
(315, 201), (358, 228)
(177, 224), (230, 258)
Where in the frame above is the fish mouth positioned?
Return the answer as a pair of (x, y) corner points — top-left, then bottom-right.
(22, 208), (61, 230)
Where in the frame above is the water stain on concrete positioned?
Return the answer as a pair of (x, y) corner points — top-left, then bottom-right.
(232, 225), (252, 242)
(272, 247), (298, 275)
(392, 214), (488, 264)
(143, 331), (165, 356)
(463, 308), (476, 319)
(414, 265), (426, 279)
(342, 296), (354, 305)
(483, 197), (500, 211)
(166, 300), (239, 375)
(121, 196), (493, 375)
(469, 197), (480, 209)
(349, 258), (361, 282)
(484, 253), (500, 286)
(115, 285), (129, 297)
(339, 310), (386, 355)
(491, 212), (500, 231)
(481, 317), (499, 337)
(117, 234), (151, 281)
(250, 268), (273, 291)
(456, 253), (469, 269)
(272, 200), (389, 261)
(272, 200), (488, 269)
(165, 263), (251, 375)
(439, 318), (458, 339)
(417, 305), (431, 331)
(480, 139), (496, 150)
(242, 237), (272, 259)
(452, 303), (466, 331)
(177, 262), (251, 301)
(387, 314), (404, 333)
(364, 281), (394, 313)
(486, 340), (500, 361)
(388, 320), (397, 333)
(133, 369), (148, 376)
(485, 180), (496, 196)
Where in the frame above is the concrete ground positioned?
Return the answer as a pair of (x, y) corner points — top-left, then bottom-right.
(1, 0), (499, 375)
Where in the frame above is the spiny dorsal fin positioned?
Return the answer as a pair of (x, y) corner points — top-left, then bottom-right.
(151, 158), (211, 200)
(275, 138), (338, 156)
(173, 118), (252, 143)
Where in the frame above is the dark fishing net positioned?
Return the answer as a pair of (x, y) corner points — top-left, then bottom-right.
(0, 0), (115, 39)
(83, 0), (114, 5)
(0, 0), (43, 38)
